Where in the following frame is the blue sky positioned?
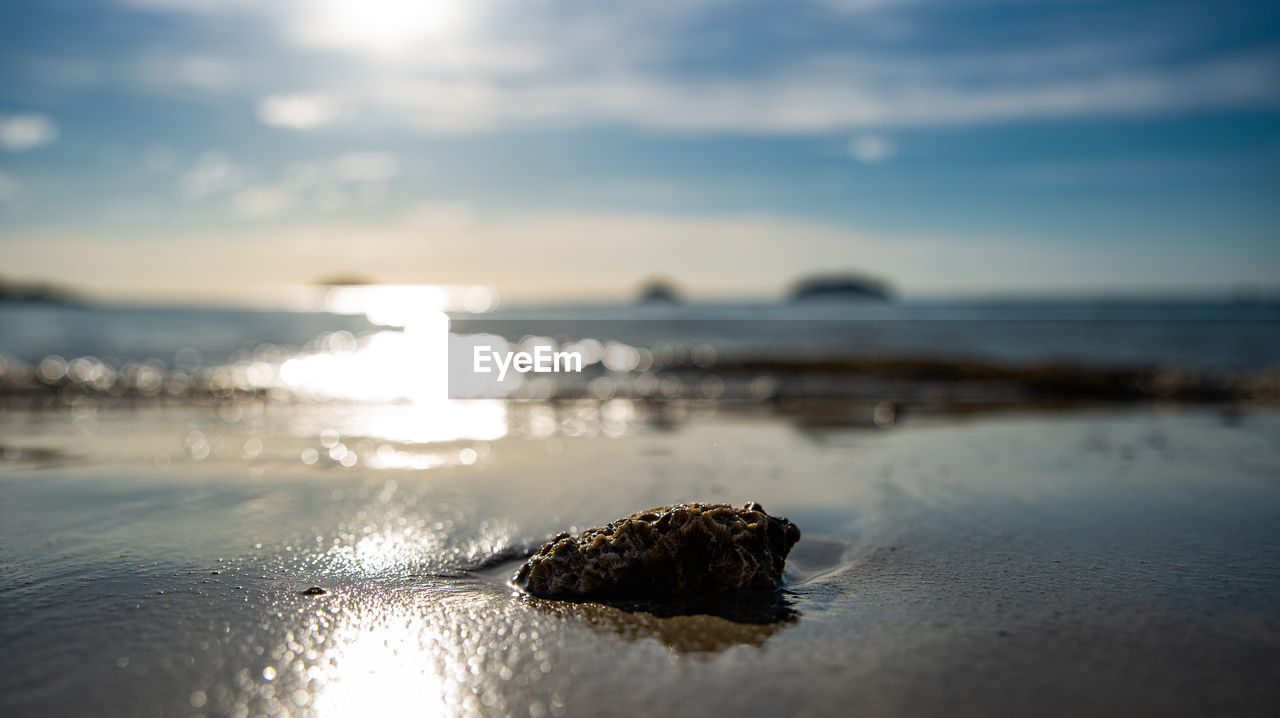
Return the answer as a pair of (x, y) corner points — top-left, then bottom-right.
(1, 0), (1278, 302)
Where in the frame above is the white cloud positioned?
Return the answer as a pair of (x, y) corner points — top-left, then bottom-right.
(111, 2), (1280, 135)
(244, 50), (1273, 136)
(334, 152), (398, 182)
(256, 93), (341, 130)
(180, 151), (242, 198)
(816, 0), (907, 10)
(0, 113), (58, 151)
(284, 153), (398, 188)
(121, 0), (259, 10)
(231, 186), (295, 218)
(289, 0), (472, 59)
(273, 151), (399, 212)
(849, 134), (896, 163)
(188, 151), (401, 219)
(136, 54), (233, 91)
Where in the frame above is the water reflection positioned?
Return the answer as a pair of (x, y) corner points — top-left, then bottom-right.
(310, 603), (449, 718)
(523, 592), (797, 654)
(269, 583), (795, 718)
(264, 583), (578, 718)
(316, 401), (508, 446)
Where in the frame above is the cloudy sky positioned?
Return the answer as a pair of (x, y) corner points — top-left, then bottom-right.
(1, 0), (1278, 302)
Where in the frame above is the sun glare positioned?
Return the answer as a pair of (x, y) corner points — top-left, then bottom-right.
(311, 611), (450, 718)
(298, 0), (471, 58)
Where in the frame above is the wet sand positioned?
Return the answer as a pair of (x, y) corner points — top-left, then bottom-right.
(2, 404), (1279, 717)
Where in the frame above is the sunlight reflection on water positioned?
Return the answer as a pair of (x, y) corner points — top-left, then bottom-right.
(287, 285), (456, 402)
(284, 285), (511, 446)
(310, 609), (449, 718)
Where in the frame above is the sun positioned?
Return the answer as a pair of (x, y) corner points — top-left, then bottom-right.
(296, 0), (470, 59)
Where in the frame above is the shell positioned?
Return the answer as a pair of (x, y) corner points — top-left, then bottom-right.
(514, 502), (801, 598)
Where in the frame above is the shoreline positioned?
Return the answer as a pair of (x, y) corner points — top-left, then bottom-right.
(3, 404), (1279, 716)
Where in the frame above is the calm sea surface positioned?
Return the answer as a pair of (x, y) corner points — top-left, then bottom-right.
(3, 299), (1277, 371)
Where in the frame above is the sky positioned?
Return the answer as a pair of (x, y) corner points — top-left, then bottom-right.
(1, 0), (1278, 303)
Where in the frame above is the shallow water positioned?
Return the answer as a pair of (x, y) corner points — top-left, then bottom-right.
(2, 405), (1279, 717)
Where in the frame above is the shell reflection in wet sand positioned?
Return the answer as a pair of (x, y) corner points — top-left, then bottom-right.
(524, 595), (796, 654)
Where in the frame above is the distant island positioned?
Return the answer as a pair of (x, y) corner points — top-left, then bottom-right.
(314, 274), (378, 287)
(790, 274), (892, 302)
(636, 278), (682, 304)
(0, 277), (85, 307)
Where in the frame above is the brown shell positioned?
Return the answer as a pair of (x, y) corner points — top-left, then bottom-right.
(514, 502), (801, 598)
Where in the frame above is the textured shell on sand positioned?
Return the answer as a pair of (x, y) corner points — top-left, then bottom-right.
(514, 502), (801, 598)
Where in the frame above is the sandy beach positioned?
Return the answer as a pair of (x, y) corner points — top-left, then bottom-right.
(3, 401), (1278, 717)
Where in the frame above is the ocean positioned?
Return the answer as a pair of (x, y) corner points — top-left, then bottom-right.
(4, 297), (1278, 370)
